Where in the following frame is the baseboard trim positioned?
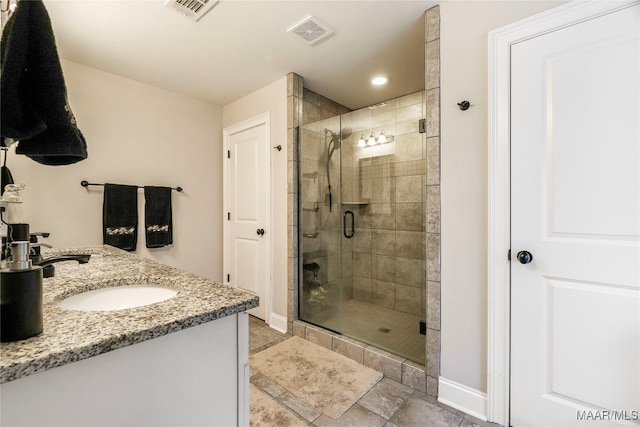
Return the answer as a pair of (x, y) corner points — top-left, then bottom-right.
(438, 376), (488, 421)
(269, 313), (288, 334)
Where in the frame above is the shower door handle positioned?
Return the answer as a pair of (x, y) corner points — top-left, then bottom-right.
(343, 210), (355, 239)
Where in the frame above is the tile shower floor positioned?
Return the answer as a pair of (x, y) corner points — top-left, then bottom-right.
(301, 299), (426, 365)
(248, 316), (496, 427)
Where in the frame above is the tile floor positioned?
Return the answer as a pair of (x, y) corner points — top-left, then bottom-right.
(249, 316), (498, 427)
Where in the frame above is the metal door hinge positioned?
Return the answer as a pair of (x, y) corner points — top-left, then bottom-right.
(227, 274), (230, 282)
(419, 320), (426, 335)
(419, 118), (426, 134)
(508, 249), (511, 261)
(227, 212), (230, 221)
(227, 150), (230, 159)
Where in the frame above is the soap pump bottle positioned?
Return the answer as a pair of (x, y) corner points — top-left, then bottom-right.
(0, 240), (44, 342)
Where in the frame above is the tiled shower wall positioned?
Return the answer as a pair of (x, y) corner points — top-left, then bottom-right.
(342, 93), (427, 318)
(287, 6), (441, 397)
(424, 6), (441, 397)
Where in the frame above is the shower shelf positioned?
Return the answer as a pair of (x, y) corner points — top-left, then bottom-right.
(342, 200), (369, 206)
(303, 230), (319, 238)
(302, 202), (319, 212)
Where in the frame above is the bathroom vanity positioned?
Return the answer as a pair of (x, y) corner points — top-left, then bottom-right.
(0, 245), (259, 426)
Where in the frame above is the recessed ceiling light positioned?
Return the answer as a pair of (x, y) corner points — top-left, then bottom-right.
(371, 76), (388, 86)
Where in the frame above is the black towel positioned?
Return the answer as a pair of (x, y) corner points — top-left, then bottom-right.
(0, 0), (88, 165)
(1, 149), (14, 196)
(103, 184), (138, 251)
(144, 186), (173, 248)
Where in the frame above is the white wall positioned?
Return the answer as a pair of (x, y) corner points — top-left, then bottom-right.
(222, 77), (288, 325)
(6, 60), (223, 280)
(439, 0), (567, 393)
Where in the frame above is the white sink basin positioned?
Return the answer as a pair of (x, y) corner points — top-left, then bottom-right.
(58, 285), (178, 312)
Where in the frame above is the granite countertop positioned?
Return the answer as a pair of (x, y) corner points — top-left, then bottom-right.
(0, 245), (259, 384)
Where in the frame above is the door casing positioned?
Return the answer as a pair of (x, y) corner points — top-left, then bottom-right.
(487, 1), (639, 425)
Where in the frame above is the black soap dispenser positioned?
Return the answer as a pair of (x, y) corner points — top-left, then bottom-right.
(0, 241), (44, 342)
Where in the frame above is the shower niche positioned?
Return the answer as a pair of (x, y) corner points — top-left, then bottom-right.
(298, 91), (427, 364)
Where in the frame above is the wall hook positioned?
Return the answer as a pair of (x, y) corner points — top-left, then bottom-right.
(458, 101), (471, 111)
(273, 145), (282, 151)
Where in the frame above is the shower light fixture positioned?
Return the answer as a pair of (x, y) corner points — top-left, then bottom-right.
(356, 130), (395, 148)
(367, 132), (377, 146)
(357, 134), (367, 148)
(377, 130), (388, 144)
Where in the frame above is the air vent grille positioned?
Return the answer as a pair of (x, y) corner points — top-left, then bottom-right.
(164, 0), (218, 21)
(368, 102), (387, 110)
(287, 16), (333, 45)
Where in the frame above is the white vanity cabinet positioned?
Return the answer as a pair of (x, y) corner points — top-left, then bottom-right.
(1, 312), (250, 426)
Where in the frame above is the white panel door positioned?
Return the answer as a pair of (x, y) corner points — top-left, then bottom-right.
(511, 4), (640, 426)
(227, 119), (269, 320)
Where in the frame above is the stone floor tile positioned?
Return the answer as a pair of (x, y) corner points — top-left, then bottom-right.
(401, 361), (426, 392)
(358, 378), (414, 419)
(333, 335), (366, 364)
(364, 346), (405, 383)
(293, 321), (306, 338)
(277, 391), (322, 423)
(313, 404), (387, 427)
(251, 372), (288, 398)
(250, 322), (288, 349)
(460, 415), (501, 427)
(248, 316), (485, 427)
(251, 335), (289, 354)
(410, 390), (468, 419)
(390, 397), (462, 427)
(250, 384), (309, 427)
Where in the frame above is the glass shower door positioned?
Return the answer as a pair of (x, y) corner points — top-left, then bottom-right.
(299, 91), (427, 365)
(340, 92), (427, 365)
(298, 116), (345, 333)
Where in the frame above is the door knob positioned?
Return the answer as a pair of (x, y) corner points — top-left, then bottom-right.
(256, 228), (265, 236)
(517, 251), (533, 264)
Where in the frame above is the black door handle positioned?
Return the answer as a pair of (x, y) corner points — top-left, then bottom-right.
(256, 228), (265, 236)
(517, 251), (533, 264)
(343, 210), (354, 239)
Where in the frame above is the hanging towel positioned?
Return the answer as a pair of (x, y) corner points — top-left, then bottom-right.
(103, 184), (138, 251)
(0, 0), (88, 165)
(1, 150), (14, 196)
(144, 186), (173, 248)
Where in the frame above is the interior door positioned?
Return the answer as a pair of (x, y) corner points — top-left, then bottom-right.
(226, 117), (270, 320)
(510, 4), (639, 426)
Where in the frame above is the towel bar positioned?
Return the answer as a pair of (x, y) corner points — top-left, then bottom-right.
(81, 180), (183, 192)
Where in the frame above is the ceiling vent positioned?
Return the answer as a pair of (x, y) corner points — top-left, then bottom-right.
(368, 102), (387, 110)
(287, 16), (333, 45)
(164, 0), (218, 22)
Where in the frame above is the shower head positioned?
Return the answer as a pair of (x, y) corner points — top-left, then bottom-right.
(324, 127), (353, 144)
(328, 138), (340, 155)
